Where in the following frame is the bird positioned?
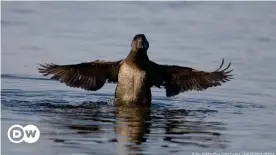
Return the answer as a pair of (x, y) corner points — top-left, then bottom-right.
(38, 34), (233, 107)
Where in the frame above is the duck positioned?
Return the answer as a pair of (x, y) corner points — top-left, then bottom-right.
(38, 34), (233, 106)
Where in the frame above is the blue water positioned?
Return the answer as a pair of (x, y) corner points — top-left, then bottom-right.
(1, 2), (276, 155)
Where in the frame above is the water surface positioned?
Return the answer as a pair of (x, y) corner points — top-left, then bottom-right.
(1, 2), (276, 155)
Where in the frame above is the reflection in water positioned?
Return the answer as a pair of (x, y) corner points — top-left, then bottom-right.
(114, 106), (151, 155)
(2, 99), (228, 154)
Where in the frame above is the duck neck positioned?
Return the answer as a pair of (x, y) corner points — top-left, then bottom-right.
(125, 50), (149, 67)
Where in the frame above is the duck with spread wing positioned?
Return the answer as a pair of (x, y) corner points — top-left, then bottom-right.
(38, 34), (233, 106)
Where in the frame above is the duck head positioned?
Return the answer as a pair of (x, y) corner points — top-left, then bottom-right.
(131, 34), (149, 52)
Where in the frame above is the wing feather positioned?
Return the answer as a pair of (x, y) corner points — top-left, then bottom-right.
(150, 59), (233, 97)
(38, 60), (122, 91)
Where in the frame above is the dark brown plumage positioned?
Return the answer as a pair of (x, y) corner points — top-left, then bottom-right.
(38, 34), (233, 106)
(38, 60), (122, 91)
(149, 59), (233, 97)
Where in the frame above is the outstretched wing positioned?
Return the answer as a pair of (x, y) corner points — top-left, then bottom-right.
(150, 59), (233, 97)
(38, 60), (122, 91)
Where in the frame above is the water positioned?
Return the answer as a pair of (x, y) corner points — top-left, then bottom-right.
(1, 2), (276, 155)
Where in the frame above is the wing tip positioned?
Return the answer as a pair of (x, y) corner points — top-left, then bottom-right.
(37, 62), (57, 75)
(214, 59), (234, 76)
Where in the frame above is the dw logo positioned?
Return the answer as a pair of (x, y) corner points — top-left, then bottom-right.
(7, 124), (40, 143)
